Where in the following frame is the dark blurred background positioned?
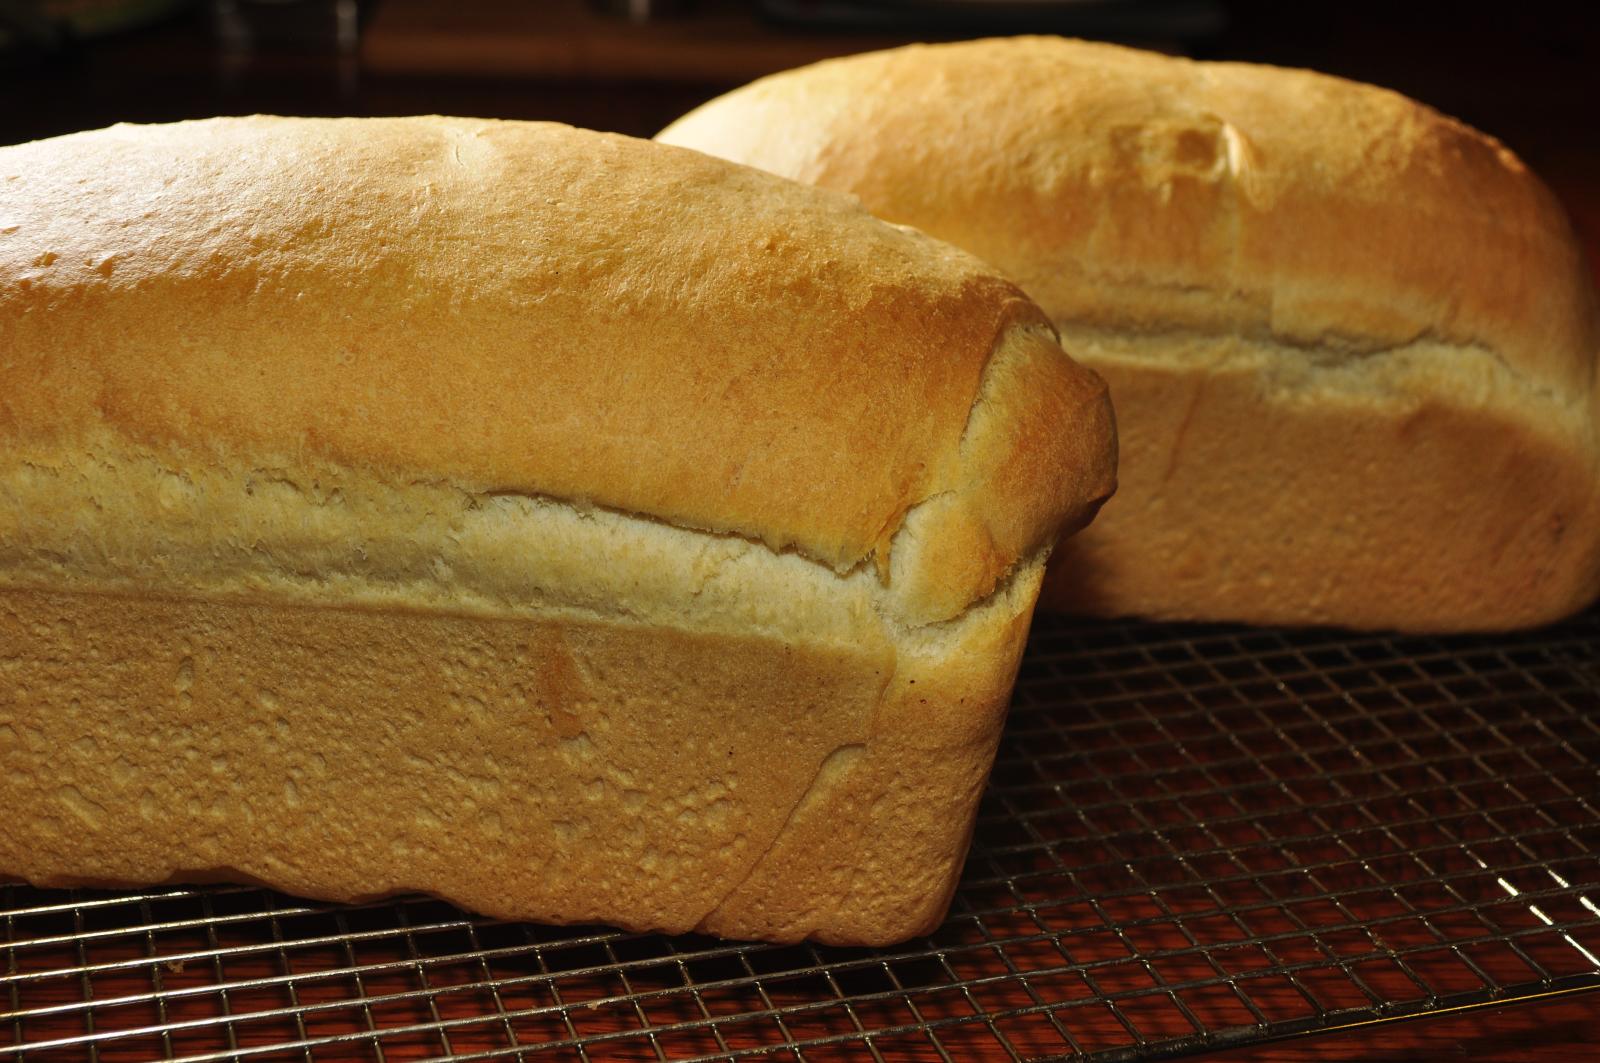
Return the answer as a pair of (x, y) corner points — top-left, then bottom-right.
(2, 0), (1598, 257)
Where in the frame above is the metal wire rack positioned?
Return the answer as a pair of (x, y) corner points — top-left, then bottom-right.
(6, 609), (1600, 1061)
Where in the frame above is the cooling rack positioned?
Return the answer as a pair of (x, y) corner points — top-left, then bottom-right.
(6, 609), (1600, 1061)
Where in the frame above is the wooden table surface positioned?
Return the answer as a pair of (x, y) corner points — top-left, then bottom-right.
(1, 2), (1596, 1059)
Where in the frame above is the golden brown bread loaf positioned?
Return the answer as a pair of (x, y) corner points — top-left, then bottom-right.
(0, 116), (1116, 945)
(658, 36), (1600, 631)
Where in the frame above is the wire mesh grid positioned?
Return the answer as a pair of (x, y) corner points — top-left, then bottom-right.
(6, 608), (1600, 1061)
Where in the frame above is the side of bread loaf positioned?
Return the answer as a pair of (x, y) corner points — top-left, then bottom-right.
(658, 36), (1600, 631)
(0, 116), (1116, 944)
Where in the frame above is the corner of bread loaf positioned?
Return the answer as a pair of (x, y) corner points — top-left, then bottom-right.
(883, 315), (1117, 626)
(692, 553), (1047, 946)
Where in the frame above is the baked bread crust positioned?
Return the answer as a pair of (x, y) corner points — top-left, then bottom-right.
(0, 117), (1115, 944)
(659, 36), (1600, 630)
(0, 115), (1114, 624)
(0, 570), (1038, 945)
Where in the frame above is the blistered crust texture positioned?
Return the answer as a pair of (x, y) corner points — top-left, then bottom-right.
(0, 562), (1043, 945)
(660, 36), (1600, 630)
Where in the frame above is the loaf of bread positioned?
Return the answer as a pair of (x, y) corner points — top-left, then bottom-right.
(0, 116), (1116, 945)
(659, 36), (1600, 631)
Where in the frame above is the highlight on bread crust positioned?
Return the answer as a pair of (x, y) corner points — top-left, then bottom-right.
(658, 36), (1600, 632)
(0, 116), (1115, 945)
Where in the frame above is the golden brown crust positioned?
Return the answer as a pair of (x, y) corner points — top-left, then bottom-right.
(1044, 330), (1600, 630)
(0, 116), (1114, 942)
(3, 587), (888, 934)
(659, 37), (1599, 396)
(697, 571), (1039, 942)
(659, 37), (1600, 630)
(0, 116), (1111, 624)
(0, 577), (1034, 946)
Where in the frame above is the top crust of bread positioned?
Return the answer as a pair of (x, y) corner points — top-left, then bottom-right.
(0, 116), (1115, 626)
(659, 36), (1600, 407)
